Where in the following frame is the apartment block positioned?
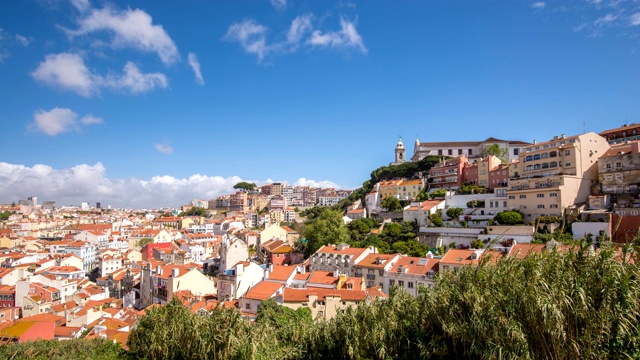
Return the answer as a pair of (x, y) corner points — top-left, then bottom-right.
(507, 132), (609, 221)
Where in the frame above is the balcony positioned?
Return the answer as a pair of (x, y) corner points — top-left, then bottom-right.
(366, 274), (376, 280)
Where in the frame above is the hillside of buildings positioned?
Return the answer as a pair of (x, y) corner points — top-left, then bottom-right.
(0, 125), (639, 357)
(1, 243), (638, 359)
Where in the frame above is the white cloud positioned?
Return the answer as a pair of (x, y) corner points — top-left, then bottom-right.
(187, 52), (204, 85)
(307, 18), (367, 54)
(630, 13), (640, 26)
(293, 177), (340, 189)
(31, 53), (99, 97)
(269, 0), (287, 10)
(287, 15), (313, 45)
(70, 0), (91, 12)
(29, 107), (102, 136)
(224, 15), (368, 61)
(68, 6), (179, 64)
(0, 162), (344, 209)
(105, 61), (168, 93)
(154, 143), (174, 154)
(15, 34), (30, 47)
(80, 115), (103, 125)
(595, 13), (618, 26)
(31, 53), (167, 96)
(531, 2), (546, 9)
(224, 20), (270, 62)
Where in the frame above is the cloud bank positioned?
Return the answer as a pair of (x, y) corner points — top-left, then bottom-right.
(0, 162), (343, 209)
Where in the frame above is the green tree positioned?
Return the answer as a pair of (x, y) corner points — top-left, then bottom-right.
(494, 210), (524, 225)
(430, 213), (443, 227)
(446, 207), (464, 221)
(137, 237), (154, 247)
(233, 182), (257, 192)
(180, 207), (207, 217)
(302, 209), (350, 257)
(482, 143), (509, 163)
(381, 196), (402, 212)
(429, 189), (447, 199)
(471, 239), (485, 249)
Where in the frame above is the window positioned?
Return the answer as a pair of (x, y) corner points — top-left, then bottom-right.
(533, 154), (541, 160)
(245, 303), (250, 310)
(398, 280), (405, 287)
(541, 163), (549, 169)
(537, 194), (544, 198)
(550, 192), (558, 197)
(458, 149), (463, 155)
(469, 149), (473, 155)
(537, 205), (545, 208)
(616, 174), (623, 181)
(565, 162), (571, 167)
(616, 162), (622, 168)
(525, 155), (533, 162)
(408, 282), (414, 289)
(606, 163), (612, 169)
(550, 151), (557, 158)
(520, 195), (526, 199)
(605, 175), (613, 181)
(565, 150), (570, 156)
(550, 204), (558, 208)
(448, 149), (453, 155)
(389, 279), (395, 286)
(514, 148), (519, 155)
(503, 201), (507, 207)
(534, 164), (541, 170)
(509, 195), (515, 199)
(541, 153), (548, 159)
(379, 270), (384, 276)
(550, 161), (558, 168)
(438, 150), (442, 155)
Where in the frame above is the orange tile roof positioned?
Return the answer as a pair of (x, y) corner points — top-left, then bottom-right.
(242, 281), (283, 301)
(281, 286), (387, 303)
(440, 249), (481, 266)
(388, 256), (439, 275)
(267, 265), (297, 282)
(355, 253), (398, 269)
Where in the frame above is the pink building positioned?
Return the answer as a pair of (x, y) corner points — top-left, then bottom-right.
(429, 155), (469, 189)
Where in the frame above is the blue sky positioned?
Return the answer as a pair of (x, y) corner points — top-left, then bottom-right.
(1, 0), (639, 208)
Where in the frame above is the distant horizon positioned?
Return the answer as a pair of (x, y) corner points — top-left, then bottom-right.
(1, 1), (638, 208)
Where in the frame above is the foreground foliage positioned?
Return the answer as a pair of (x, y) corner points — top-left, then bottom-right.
(5, 244), (640, 359)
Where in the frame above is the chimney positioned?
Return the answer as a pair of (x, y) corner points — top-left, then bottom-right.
(553, 135), (559, 140)
(533, 140), (537, 144)
(171, 268), (179, 277)
(632, 141), (640, 154)
(561, 134), (567, 139)
(269, 264), (274, 273)
(333, 268), (340, 277)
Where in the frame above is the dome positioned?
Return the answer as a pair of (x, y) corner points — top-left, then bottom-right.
(395, 137), (405, 149)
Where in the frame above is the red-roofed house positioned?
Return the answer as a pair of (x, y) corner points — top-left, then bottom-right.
(278, 286), (387, 320)
(238, 281), (285, 315)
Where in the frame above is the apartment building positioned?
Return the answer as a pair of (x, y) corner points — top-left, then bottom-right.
(378, 179), (404, 200)
(599, 123), (640, 145)
(308, 244), (377, 276)
(352, 253), (400, 289)
(507, 132), (610, 221)
(598, 141), (640, 195)
(429, 155), (469, 190)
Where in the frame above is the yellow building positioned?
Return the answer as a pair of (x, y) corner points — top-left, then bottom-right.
(507, 132), (609, 222)
(378, 179), (404, 200)
(398, 179), (425, 201)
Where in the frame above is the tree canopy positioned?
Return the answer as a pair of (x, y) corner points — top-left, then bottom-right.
(180, 207), (207, 217)
(381, 197), (402, 212)
(301, 209), (350, 257)
(482, 143), (509, 163)
(494, 210), (524, 225)
(233, 182), (257, 192)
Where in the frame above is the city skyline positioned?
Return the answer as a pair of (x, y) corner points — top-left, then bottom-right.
(1, 0), (639, 208)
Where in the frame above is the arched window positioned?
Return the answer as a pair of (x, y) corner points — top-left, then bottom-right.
(541, 163), (549, 169)
(549, 151), (557, 158)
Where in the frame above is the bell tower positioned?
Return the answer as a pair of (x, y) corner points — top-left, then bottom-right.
(395, 136), (406, 164)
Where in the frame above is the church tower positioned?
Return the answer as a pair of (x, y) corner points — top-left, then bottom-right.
(394, 137), (406, 164)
